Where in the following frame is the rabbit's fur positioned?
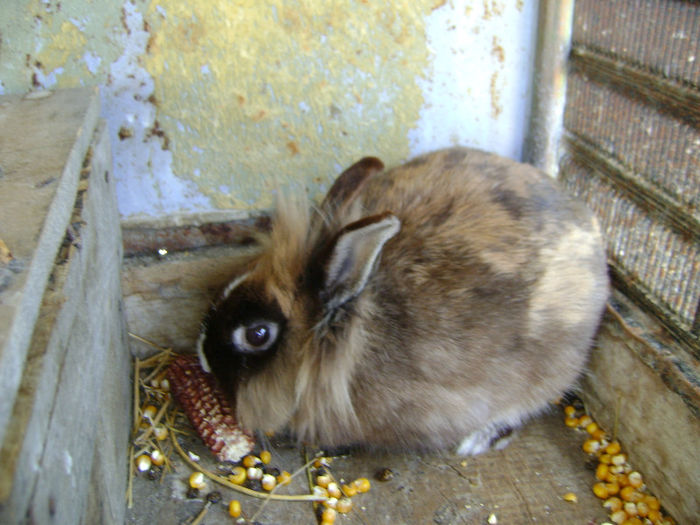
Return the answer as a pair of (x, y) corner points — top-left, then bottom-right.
(198, 147), (608, 454)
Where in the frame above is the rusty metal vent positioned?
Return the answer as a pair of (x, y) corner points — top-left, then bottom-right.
(560, 0), (700, 355)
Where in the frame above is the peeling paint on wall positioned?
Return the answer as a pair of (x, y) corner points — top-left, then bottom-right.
(0, 0), (538, 218)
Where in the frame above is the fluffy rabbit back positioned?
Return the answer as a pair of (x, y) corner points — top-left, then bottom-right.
(198, 147), (608, 454)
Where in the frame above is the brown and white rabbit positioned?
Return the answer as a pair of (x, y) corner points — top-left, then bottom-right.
(197, 147), (608, 455)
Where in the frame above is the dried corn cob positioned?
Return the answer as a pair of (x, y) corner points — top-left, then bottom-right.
(167, 355), (254, 462)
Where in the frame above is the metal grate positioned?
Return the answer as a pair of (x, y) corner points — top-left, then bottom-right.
(561, 0), (700, 355)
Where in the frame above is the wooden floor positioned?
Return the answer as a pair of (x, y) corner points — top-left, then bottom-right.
(126, 408), (610, 525)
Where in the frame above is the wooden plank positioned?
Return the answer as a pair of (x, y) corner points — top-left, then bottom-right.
(0, 88), (101, 447)
(0, 122), (129, 524)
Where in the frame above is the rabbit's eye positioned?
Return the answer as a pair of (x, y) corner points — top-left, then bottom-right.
(232, 322), (279, 353)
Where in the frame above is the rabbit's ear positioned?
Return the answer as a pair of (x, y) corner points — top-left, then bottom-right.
(320, 157), (384, 219)
(321, 212), (400, 311)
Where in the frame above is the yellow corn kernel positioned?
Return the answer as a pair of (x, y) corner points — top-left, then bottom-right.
(647, 508), (661, 522)
(150, 449), (165, 467)
(564, 417), (578, 428)
(247, 467), (263, 481)
(353, 477), (371, 493)
(595, 463), (609, 481)
(136, 454), (152, 472)
(323, 497), (338, 509)
(577, 415), (593, 428)
(643, 495), (660, 510)
(605, 481), (620, 496)
(592, 428), (607, 441)
(321, 507), (337, 523)
(585, 421), (599, 434)
(627, 471), (643, 488)
(154, 425), (168, 441)
(603, 496), (623, 513)
(564, 405), (576, 417)
(142, 404), (157, 420)
(583, 439), (600, 454)
(621, 519), (643, 525)
(315, 474), (332, 488)
(636, 501), (650, 517)
(336, 497), (353, 514)
(617, 473), (629, 487)
(189, 472), (206, 490)
(599, 453), (612, 465)
(327, 482), (341, 499)
(624, 501), (639, 516)
(341, 483), (357, 497)
(605, 441), (621, 455)
(592, 482), (608, 499)
(261, 473), (277, 491)
(620, 485), (641, 502)
(228, 466), (246, 485)
(313, 485), (329, 499)
(562, 492), (578, 503)
(259, 450), (272, 464)
(610, 509), (627, 524)
(276, 470), (291, 486)
(228, 500), (241, 518)
(611, 453), (627, 466)
(242, 455), (259, 468)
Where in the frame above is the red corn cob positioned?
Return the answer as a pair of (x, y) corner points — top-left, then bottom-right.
(167, 354), (254, 462)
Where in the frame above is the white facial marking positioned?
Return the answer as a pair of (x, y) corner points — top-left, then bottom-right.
(196, 330), (211, 372)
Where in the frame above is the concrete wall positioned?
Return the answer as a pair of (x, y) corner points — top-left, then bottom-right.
(0, 0), (539, 218)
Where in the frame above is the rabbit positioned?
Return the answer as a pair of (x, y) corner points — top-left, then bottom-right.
(197, 146), (609, 455)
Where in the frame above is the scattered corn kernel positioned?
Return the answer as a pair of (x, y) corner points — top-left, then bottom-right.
(564, 417), (578, 428)
(259, 450), (272, 464)
(599, 453), (612, 465)
(592, 428), (607, 441)
(327, 482), (341, 499)
(323, 497), (338, 509)
(596, 463), (609, 481)
(611, 453), (626, 466)
(313, 485), (329, 499)
(150, 449), (165, 467)
(142, 404), (157, 420)
(642, 495), (659, 510)
(228, 499), (241, 518)
(353, 477), (371, 493)
(189, 472), (206, 490)
(341, 483), (357, 497)
(564, 405), (576, 417)
(578, 415), (593, 427)
(154, 425), (168, 441)
(136, 454), (152, 472)
(603, 497), (623, 513)
(336, 497), (353, 514)
(621, 519), (642, 525)
(321, 507), (337, 523)
(592, 482), (609, 499)
(610, 509), (627, 524)
(562, 492), (578, 503)
(635, 501), (649, 517)
(315, 474), (332, 488)
(585, 422), (599, 434)
(229, 466), (246, 485)
(620, 486), (642, 502)
(605, 441), (621, 455)
(605, 481), (620, 496)
(276, 471), (291, 486)
(314, 457), (331, 468)
(623, 501), (638, 516)
(627, 471), (643, 488)
(247, 467), (263, 481)
(261, 473), (277, 491)
(583, 439), (601, 454)
(242, 455), (259, 468)
(647, 509), (661, 522)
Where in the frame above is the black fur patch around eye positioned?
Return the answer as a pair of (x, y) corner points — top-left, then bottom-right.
(202, 283), (287, 387)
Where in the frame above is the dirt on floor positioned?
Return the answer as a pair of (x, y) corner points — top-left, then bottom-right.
(125, 407), (610, 525)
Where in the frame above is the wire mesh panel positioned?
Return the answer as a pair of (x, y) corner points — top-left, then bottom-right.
(560, 0), (700, 354)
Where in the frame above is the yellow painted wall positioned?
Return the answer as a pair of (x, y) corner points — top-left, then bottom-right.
(0, 1), (537, 217)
